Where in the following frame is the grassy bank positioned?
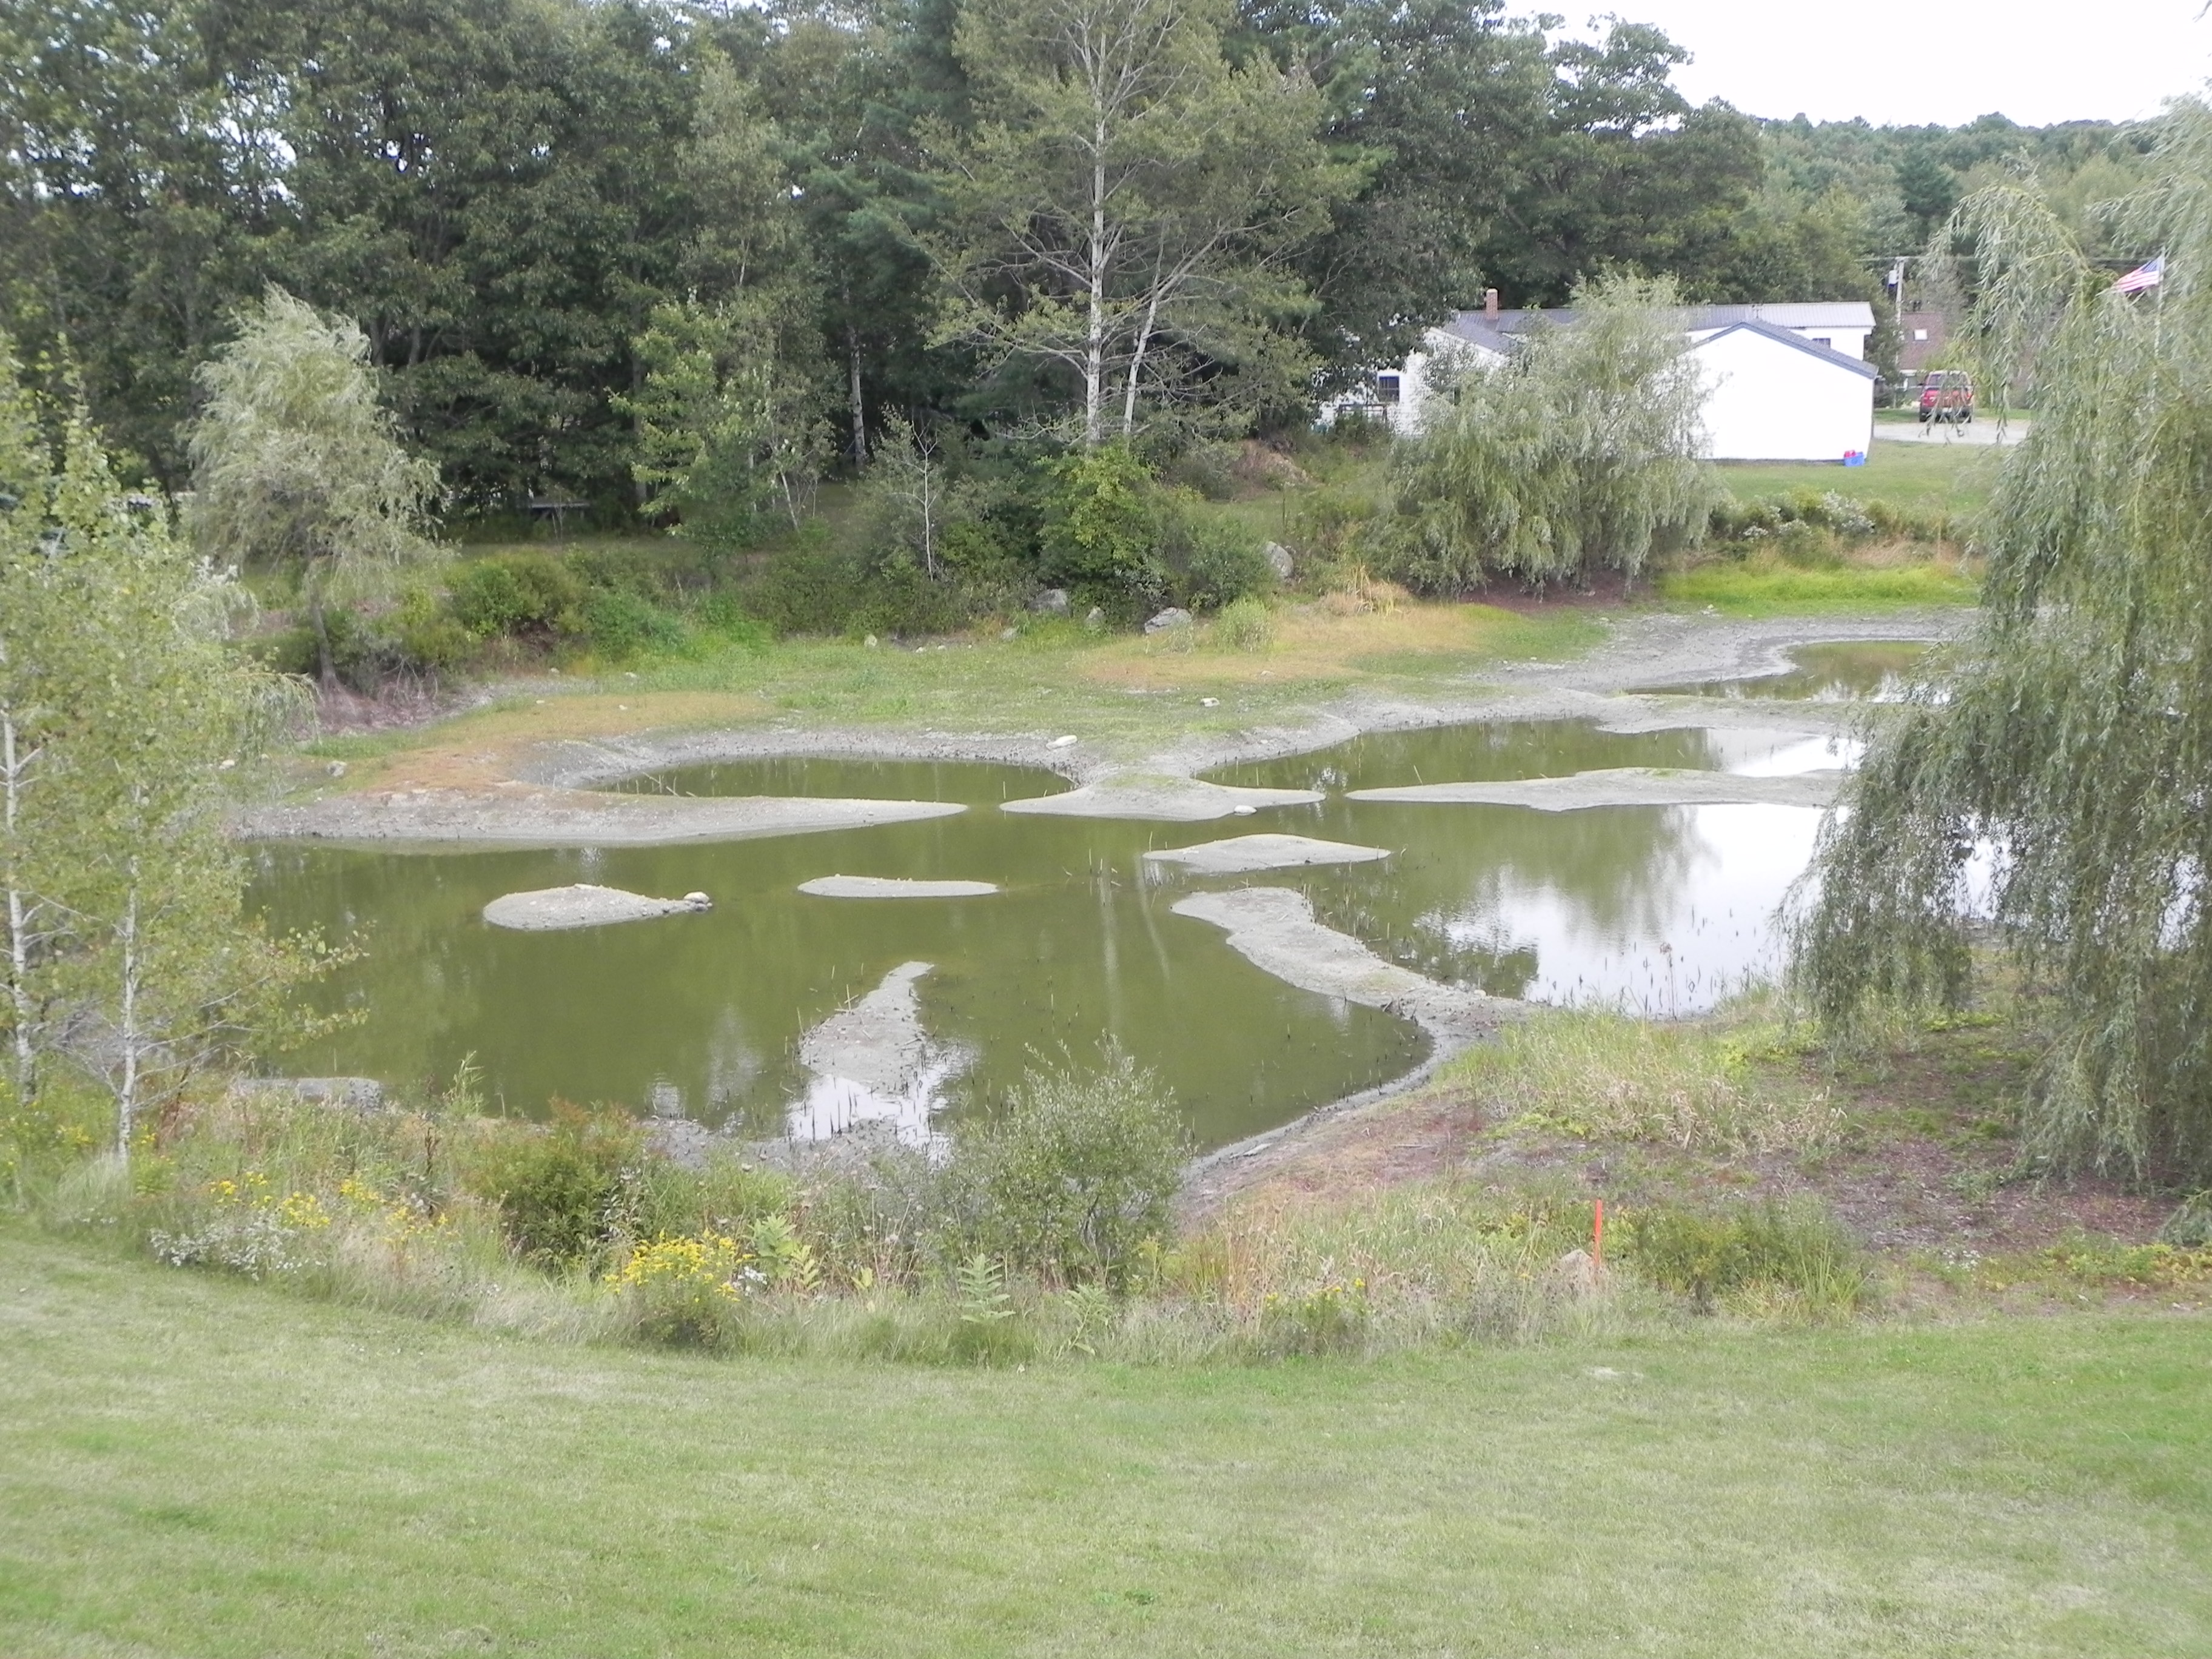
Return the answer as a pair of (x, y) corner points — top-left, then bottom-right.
(5, 1227), (2207, 1658)
(1717, 437), (2000, 515)
(300, 598), (1601, 788)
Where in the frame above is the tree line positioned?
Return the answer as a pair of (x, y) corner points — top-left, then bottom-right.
(2, 0), (2146, 525)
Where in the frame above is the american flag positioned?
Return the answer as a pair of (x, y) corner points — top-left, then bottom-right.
(2114, 256), (2165, 294)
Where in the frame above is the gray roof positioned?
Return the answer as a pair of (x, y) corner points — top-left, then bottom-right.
(1432, 301), (1879, 374)
(1692, 318), (1880, 380)
(1437, 300), (1875, 355)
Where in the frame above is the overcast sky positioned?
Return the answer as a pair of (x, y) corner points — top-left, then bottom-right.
(1564, 1), (2212, 128)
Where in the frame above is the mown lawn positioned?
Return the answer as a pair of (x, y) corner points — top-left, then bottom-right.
(4, 1229), (2208, 1658)
(1717, 438), (2002, 515)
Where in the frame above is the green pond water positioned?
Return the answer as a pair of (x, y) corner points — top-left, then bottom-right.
(254, 648), (1891, 1147)
(1634, 639), (1931, 701)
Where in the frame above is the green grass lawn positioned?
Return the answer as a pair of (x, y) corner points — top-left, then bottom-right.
(5, 1229), (2209, 1658)
(1717, 439), (2002, 515)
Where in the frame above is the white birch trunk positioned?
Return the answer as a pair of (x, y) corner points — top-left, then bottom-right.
(1, 707), (38, 1104)
(116, 870), (141, 1162)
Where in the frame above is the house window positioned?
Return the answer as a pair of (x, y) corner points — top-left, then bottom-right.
(1375, 372), (1401, 406)
(1811, 337), (1832, 349)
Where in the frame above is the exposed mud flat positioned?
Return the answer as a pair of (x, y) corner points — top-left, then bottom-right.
(1170, 886), (1519, 1043)
(1144, 833), (1392, 875)
(1000, 776), (1320, 822)
(482, 883), (712, 930)
(1349, 766), (1843, 812)
(241, 787), (964, 848)
(798, 876), (999, 899)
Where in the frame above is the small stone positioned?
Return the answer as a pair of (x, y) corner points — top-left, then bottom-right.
(1144, 607), (1192, 635)
(1083, 606), (1104, 629)
(326, 760), (347, 778)
(1555, 1248), (1603, 1293)
(1048, 734), (1080, 749)
(624, 671), (639, 679)
(681, 891), (712, 910)
(1033, 588), (1071, 615)
(1230, 804), (1256, 816)
(1199, 697), (1220, 708)
(1000, 626), (1018, 641)
(548, 668), (561, 676)
(1263, 541), (1295, 580)
(864, 634), (879, 649)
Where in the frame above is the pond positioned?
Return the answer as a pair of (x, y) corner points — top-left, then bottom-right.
(1633, 639), (1929, 702)
(249, 697), (1862, 1150)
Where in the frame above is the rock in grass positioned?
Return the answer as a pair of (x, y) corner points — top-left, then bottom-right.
(1144, 607), (1193, 634)
(482, 883), (712, 931)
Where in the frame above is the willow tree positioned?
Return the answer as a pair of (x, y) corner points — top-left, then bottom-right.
(1387, 272), (1715, 592)
(187, 289), (440, 686)
(1795, 99), (2212, 1184)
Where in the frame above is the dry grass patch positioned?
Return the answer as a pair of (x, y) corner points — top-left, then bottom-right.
(1078, 600), (1590, 690)
(310, 689), (768, 790)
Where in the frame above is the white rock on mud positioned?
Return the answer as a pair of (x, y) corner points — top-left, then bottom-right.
(1144, 833), (1391, 876)
(1348, 766), (1843, 812)
(482, 883), (714, 931)
(798, 875), (999, 899)
(1170, 886), (1515, 1042)
(1003, 775), (1320, 822)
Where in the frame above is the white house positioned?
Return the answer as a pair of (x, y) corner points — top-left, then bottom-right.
(1341, 297), (1879, 463)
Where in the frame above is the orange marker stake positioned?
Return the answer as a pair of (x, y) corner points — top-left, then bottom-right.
(1592, 1198), (1606, 1273)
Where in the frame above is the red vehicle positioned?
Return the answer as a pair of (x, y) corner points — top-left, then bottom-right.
(1919, 369), (1974, 424)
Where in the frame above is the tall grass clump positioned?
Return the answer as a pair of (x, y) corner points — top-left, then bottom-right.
(1387, 272), (1717, 594)
(1449, 1009), (1841, 1156)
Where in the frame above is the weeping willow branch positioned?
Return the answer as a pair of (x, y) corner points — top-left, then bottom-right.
(1795, 96), (2212, 1184)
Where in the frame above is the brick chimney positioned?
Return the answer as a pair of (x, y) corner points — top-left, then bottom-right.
(1483, 288), (1500, 319)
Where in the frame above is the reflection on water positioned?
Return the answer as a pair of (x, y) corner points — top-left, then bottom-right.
(1634, 640), (1931, 702)
(253, 723), (1846, 1145)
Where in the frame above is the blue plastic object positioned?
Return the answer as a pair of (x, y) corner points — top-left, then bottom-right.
(1842, 451), (1866, 466)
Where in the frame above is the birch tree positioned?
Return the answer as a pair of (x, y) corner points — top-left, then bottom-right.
(1, 341), (320, 1158)
(934, 0), (1349, 446)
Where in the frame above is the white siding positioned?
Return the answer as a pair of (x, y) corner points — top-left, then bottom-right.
(1692, 329), (1874, 462)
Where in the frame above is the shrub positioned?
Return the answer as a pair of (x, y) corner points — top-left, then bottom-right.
(1215, 595), (1274, 652)
(1162, 506), (1273, 612)
(580, 587), (684, 660)
(956, 1050), (1188, 1287)
(447, 552), (585, 641)
(1624, 1199), (1869, 1312)
(461, 1103), (643, 1268)
(1040, 444), (1165, 620)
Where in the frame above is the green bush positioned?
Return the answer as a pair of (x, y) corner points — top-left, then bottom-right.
(461, 1104), (643, 1269)
(580, 587), (685, 660)
(447, 552), (586, 641)
(1215, 595), (1273, 651)
(956, 1050), (1189, 1287)
(1624, 1199), (1869, 1312)
(1162, 505), (1273, 612)
(1040, 444), (1165, 620)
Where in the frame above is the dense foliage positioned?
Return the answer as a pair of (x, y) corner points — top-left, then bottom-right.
(2, 0), (2148, 521)
(1796, 99), (2212, 1185)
